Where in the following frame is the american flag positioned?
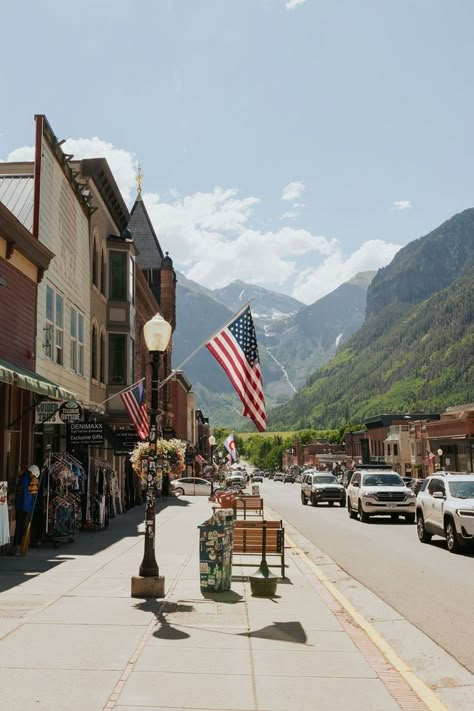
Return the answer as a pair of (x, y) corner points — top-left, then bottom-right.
(206, 306), (267, 431)
(120, 382), (150, 441)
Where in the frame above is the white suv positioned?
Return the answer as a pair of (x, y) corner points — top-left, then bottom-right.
(416, 473), (474, 553)
(347, 469), (416, 523)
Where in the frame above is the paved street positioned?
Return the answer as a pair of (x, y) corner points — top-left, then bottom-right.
(2, 492), (466, 711)
(259, 479), (474, 675)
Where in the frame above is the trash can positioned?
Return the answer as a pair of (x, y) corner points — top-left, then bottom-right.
(199, 509), (234, 592)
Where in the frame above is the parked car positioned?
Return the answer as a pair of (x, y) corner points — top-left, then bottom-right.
(301, 472), (346, 507)
(273, 472), (284, 482)
(283, 473), (295, 483)
(171, 477), (212, 497)
(346, 470), (416, 522)
(416, 473), (474, 553)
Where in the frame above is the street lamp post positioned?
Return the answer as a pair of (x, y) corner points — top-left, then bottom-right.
(131, 312), (172, 599)
(208, 434), (216, 464)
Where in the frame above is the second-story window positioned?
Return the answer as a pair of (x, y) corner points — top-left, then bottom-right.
(91, 323), (98, 380)
(109, 334), (127, 384)
(129, 256), (135, 305)
(45, 285), (54, 359)
(109, 251), (127, 300)
(100, 330), (105, 383)
(92, 237), (99, 288)
(100, 248), (106, 296)
(55, 293), (64, 365)
(70, 307), (78, 372)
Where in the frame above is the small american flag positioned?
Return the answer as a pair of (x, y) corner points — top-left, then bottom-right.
(206, 306), (267, 431)
(120, 382), (150, 441)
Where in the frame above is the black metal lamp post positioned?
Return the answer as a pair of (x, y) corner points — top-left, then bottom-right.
(208, 434), (216, 465)
(139, 312), (172, 579)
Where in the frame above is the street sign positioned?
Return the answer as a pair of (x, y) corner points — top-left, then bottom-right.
(67, 422), (104, 446)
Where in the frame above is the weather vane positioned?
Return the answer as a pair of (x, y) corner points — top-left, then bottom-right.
(137, 164), (143, 195)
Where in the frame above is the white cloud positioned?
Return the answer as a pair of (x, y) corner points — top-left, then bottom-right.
(285, 0), (306, 10)
(292, 239), (402, 304)
(281, 180), (305, 201)
(281, 210), (297, 220)
(7, 137), (138, 203)
(4, 136), (400, 307)
(392, 200), (412, 210)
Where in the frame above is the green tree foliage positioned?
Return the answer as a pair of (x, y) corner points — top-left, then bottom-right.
(270, 263), (474, 430)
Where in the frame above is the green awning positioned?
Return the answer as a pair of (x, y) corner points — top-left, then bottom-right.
(0, 358), (76, 400)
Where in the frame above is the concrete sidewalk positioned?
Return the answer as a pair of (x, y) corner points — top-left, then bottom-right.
(0, 496), (429, 711)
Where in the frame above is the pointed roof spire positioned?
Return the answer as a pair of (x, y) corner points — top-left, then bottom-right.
(136, 163), (143, 200)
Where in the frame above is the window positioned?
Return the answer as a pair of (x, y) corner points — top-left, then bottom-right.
(109, 251), (127, 300)
(129, 337), (135, 383)
(70, 308), (85, 375)
(129, 256), (135, 305)
(109, 334), (127, 384)
(55, 293), (64, 364)
(92, 237), (99, 287)
(78, 313), (84, 376)
(70, 307), (77, 372)
(393, 444), (399, 456)
(91, 323), (98, 380)
(100, 330), (105, 383)
(100, 249), (106, 296)
(45, 285), (54, 359)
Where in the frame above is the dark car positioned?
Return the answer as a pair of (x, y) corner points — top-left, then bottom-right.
(283, 474), (295, 483)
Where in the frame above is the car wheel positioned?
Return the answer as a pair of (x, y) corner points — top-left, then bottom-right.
(416, 512), (432, 543)
(347, 499), (356, 519)
(340, 497), (346, 508)
(312, 495), (318, 506)
(445, 518), (463, 554)
(174, 487), (185, 498)
(405, 513), (415, 524)
(301, 492), (307, 505)
(358, 500), (369, 522)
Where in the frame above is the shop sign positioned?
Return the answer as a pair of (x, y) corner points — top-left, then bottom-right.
(35, 400), (64, 425)
(67, 422), (104, 445)
(59, 400), (83, 423)
(111, 428), (140, 455)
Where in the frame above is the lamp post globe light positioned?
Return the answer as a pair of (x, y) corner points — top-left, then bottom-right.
(131, 312), (172, 599)
(208, 434), (216, 463)
(437, 448), (444, 470)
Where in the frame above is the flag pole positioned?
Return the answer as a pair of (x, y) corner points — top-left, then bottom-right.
(96, 377), (145, 408)
(157, 298), (254, 390)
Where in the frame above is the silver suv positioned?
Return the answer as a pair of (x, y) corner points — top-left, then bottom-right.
(416, 473), (474, 553)
(347, 469), (416, 522)
(301, 471), (346, 507)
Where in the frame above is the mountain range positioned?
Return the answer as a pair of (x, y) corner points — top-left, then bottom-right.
(173, 270), (375, 428)
(270, 207), (474, 430)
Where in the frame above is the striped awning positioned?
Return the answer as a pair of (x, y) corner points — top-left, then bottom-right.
(0, 358), (76, 400)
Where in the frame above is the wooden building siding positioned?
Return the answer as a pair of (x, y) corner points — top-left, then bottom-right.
(34, 137), (91, 403)
(0, 259), (36, 369)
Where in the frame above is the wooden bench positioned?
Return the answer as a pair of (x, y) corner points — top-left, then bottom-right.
(233, 519), (286, 578)
(232, 496), (264, 519)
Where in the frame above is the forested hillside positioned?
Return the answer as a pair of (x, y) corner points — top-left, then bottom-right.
(270, 209), (474, 429)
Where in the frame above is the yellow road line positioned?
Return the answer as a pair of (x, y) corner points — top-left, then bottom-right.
(282, 525), (447, 711)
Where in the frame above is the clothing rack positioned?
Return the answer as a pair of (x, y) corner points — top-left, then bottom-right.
(44, 452), (85, 544)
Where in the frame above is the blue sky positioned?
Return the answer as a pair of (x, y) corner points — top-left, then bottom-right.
(2, 0), (474, 303)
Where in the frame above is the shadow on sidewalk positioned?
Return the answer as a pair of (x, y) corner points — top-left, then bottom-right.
(0, 496), (190, 595)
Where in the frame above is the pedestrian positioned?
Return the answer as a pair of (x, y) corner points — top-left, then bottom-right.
(161, 471), (170, 501)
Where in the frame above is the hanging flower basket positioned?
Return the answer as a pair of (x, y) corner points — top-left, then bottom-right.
(129, 438), (186, 480)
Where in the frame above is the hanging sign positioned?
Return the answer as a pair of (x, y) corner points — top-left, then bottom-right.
(59, 400), (83, 423)
(35, 400), (63, 425)
(67, 422), (104, 445)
